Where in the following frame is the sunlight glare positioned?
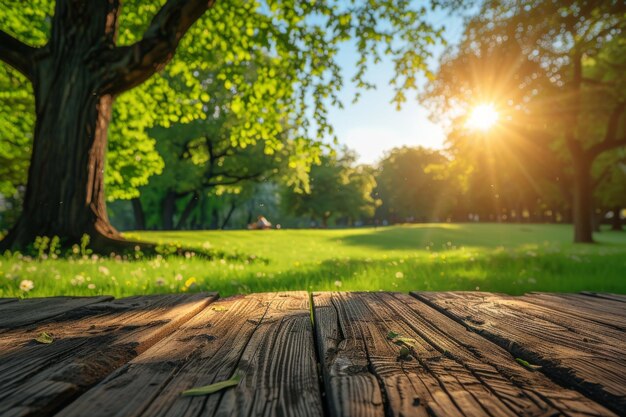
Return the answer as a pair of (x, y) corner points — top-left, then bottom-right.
(466, 104), (499, 131)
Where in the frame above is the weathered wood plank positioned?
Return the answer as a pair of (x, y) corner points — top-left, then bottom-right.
(0, 293), (217, 417)
(0, 296), (113, 328)
(580, 291), (626, 304)
(522, 292), (626, 332)
(315, 292), (614, 417)
(413, 291), (626, 415)
(55, 292), (323, 417)
(313, 292), (385, 417)
(214, 292), (323, 417)
(0, 298), (18, 305)
(385, 292), (616, 416)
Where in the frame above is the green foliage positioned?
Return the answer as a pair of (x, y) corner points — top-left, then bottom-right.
(375, 147), (456, 222)
(0, 65), (32, 196)
(282, 149), (378, 226)
(1, 0), (444, 213)
(424, 0), (626, 226)
(595, 151), (626, 208)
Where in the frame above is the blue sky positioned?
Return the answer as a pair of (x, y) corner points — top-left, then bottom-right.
(329, 8), (465, 164)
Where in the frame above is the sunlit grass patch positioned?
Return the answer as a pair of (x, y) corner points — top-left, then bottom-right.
(1, 224), (625, 297)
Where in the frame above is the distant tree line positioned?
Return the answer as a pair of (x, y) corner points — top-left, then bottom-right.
(100, 142), (623, 232)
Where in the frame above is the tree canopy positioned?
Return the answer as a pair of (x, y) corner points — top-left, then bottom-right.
(0, 0), (446, 251)
(424, 0), (626, 241)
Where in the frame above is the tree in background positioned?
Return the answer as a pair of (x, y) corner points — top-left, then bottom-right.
(425, 0), (626, 242)
(595, 151), (626, 231)
(282, 151), (378, 227)
(0, 0), (443, 252)
(375, 147), (456, 223)
(137, 119), (293, 230)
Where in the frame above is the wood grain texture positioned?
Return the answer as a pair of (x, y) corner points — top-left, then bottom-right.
(313, 292), (385, 417)
(385, 292), (616, 416)
(413, 291), (626, 415)
(522, 292), (626, 332)
(55, 292), (323, 417)
(0, 293), (216, 417)
(314, 292), (615, 417)
(1, 291), (622, 417)
(580, 292), (626, 304)
(0, 296), (113, 329)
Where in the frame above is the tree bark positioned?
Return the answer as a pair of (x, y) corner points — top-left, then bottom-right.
(131, 198), (146, 230)
(572, 157), (594, 243)
(162, 192), (177, 230)
(175, 192), (199, 230)
(321, 214), (330, 228)
(0, 0), (216, 253)
(592, 210), (601, 233)
(210, 207), (219, 230)
(221, 202), (237, 230)
(612, 206), (623, 231)
(0, 1), (125, 252)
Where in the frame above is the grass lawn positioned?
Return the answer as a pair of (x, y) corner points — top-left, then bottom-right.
(1, 223), (625, 298)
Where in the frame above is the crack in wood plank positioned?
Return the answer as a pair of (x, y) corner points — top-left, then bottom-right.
(53, 292), (324, 417)
(412, 291), (625, 415)
(0, 293), (217, 417)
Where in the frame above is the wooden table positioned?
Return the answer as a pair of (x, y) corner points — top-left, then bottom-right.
(0, 291), (624, 416)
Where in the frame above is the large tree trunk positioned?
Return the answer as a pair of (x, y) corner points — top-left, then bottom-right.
(175, 192), (199, 230)
(221, 201), (237, 230)
(0, 2), (125, 252)
(209, 207), (219, 230)
(572, 158), (594, 243)
(131, 198), (146, 230)
(0, 0), (216, 253)
(162, 192), (177, 230)
(612, 206), (623, 231)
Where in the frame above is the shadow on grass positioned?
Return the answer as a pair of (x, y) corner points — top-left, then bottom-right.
(333, 223), (573, 251)
(212, 248), (626, 296)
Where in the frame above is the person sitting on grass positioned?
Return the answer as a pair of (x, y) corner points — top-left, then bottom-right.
(248, 215), (272, 230)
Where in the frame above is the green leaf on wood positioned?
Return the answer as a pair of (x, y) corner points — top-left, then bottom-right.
(394, 337), (416, 347)
(386, 331), (400, 340)
(398, 346), (411, 358)
(35, 332), (53, 344)
(181, 374), (242, 397)
(515, 358), (542, 371)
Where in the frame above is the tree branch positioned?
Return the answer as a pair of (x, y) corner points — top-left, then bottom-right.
(0, 30), (36, 82)
(589, 136), (626, 157)
(101, 0), (216, 95)
(205, 172), (265, 187)
(581, 77), (615, 87)
(589, 102), (626, 156)
(592, 164), (613, 189)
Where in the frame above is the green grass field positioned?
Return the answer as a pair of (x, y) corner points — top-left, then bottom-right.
(1, 223), (625, 298)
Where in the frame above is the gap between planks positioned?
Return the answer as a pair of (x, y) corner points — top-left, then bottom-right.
(2, 291), (622, 417)
(313, 292), (618, 417)
(0, 293), (218, 417)
(411, 291), (626, 416)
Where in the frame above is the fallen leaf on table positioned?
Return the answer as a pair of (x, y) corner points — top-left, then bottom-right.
(393, 337), (416, 348)
(181, 374), (242, 397)
(515, 358), (542, 371)
(386, 331), (400, 340)
(35, 332), (54, 344)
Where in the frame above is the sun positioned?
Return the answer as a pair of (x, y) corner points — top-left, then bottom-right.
(466, 104), (499, 131)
